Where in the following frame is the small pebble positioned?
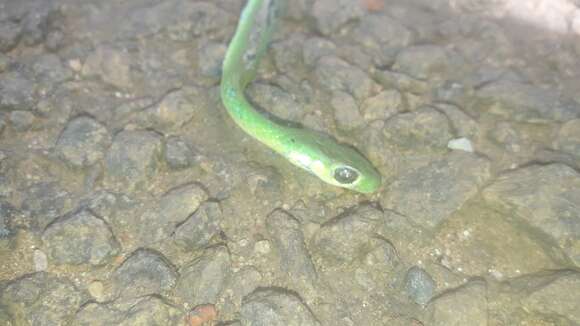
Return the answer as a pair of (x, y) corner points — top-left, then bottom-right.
(33, 249), (48, 272)
(448, 137), (474, 152)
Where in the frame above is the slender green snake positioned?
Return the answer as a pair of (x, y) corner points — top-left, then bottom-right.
(220, 0), (381, 193)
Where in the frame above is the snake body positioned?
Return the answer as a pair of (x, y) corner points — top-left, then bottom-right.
(220, 0), (381, 193)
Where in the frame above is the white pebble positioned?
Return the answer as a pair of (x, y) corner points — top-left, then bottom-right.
(448, 137), (474, 152)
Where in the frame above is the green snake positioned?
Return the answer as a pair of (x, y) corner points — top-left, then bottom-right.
(220, 0), (381, 193)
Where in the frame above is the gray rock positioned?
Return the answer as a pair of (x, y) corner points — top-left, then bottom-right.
(85, 191), (136, 224)
(0, 201), (15, 238)
(31, 54), (73, 84)
(241, 288), (321, 326)
(175, 246), (231, 306)
(21, 182), (71, 230)
(173, 200), (222, 250)
(375, 69), (430, 95)
(165, 136), (198, 169)
(381, 151), (491, 228)
(482, 164), (580, 264)
(473, 80), (580, 122)
(521, 270), (580, 324)
(315, 56), (377, 101)
(302, 37), (336, 67)
(271, 34), (305, 78)
(82, 45), (133, 89)
(111, 249), (177, 300)
(266, 209), (317, 285)
(331, 91), (364, 130)
(198, 41), (226, 78)
(382, 107), (453, 153)
(138, 88), (196, 134)
(104, 130), (163, 192)
(247, 83), (303, 122)
(555, 119), (580, 159)
(42, 210), (120, 266)
(431, 280), (488, 326)
(313, 204), (384, 265)
(56, 116), (111, 168)
(311, 0), (364, 35)
(0, 71), (36, 111)
(393, 45), (464, 81)
(404, 266), (436, 305)
(0, 20), (21, 52)
(0, 272), (86, 326)
(361, 89), (403, 121)
(8, 110), (35, 131)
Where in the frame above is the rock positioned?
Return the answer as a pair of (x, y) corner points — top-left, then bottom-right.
(42, 210), (120, 266)
(271, 34), (306, 79)
(431, 280), (488, 326)
(302, 37), (336, 67)
(311, 0), (364, 35)
(393, 45), (463, 81)
(165, 136), (198, 169)
(361, 89), (402, 121)
(82, 45), (133, 89)
(353, 14), (414, 54)
(30, 54), (73, 84)
(241, 288), (321, 326)
(104, 130), (163, 192)
(520, 271), (580, 324)
(111, 249), (177, 300)
(382, 107), (453, 153)
(266, 209), (317, 286)
(554, 119), (580, 159)
(0, 21), (21, 52)
(21, 182), (71, 230)
(405, 266), (436, 305)
(173, 200), (222, 250)
(0, 71), (37, 110)
(381, 152), (491, 228)
(197, 41), (226, 78)
(8, 110), (35, 131)
(473, 80), (580, 122)
(0, 272), (86, 326)
(331, 91), (364, 130)
(174, 246), (231, 306)
(447, 137), (473, 152)
(315, 56), (377, 101)
(247, 83), (303, 121)
(135, 183), (207, 245)
(138, 88), (197, 134)
(56, 116), (111, 168)
(435, 201), (565, 279)
(0, 201), (15, 238)
(313, 204), (384, 265)
(482, 164), (580, 265)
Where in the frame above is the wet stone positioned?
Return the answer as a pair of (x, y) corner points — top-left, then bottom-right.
(247, 83), (303, 121)
(311, 0), (364, 36)
(0, 71), (37, 110)
(241, 288), (321, 326)
(381, 151), (491, 228)
(174, 246), (231, 307)
(431, 280), (488, 326)
(0, 20), (21, 52)
(482, 164), (580, 265)
(0, 272), (86, 326)
(56, 116), (111, 168)
(266, 209), (317, 285)
(313, 204), (384, 265)
(165, 136), (198, 169)
(405, 266), (436, 305)
(473, 80), (580, 122)
(173, 200), (222, 250)
(8, 110), (35, 131)
(104, 130), (163, 192)
(315, 56), (377, 101)
(520, 271), (580, 324)
(42, 210), (120, 266)
(111, 249), (177, 300)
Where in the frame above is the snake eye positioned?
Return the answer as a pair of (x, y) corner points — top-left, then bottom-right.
(333, 166), (359, 184)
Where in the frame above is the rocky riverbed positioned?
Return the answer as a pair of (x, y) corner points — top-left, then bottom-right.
(1, 0), (580, 325)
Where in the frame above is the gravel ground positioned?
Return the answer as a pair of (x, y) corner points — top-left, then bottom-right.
(1, 0), (580, 325)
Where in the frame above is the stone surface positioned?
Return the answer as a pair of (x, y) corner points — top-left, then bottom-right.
(431, 280), (488, 326)
(405, 266), (436, 305)
(42, 210), (119, 266)
(56, 116), (111, 168)
(241, 288), (321, 326)
(173, 200), (222, 250)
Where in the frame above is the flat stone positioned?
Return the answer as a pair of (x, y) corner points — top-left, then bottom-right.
(56, 116), (111, 168)
(241, 288), (321, 326)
